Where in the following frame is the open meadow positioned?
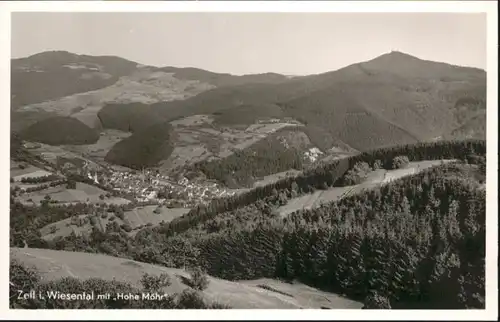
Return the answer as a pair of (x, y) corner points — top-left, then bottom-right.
(40, 206), (190, 241)
(17, 182), (130, 206)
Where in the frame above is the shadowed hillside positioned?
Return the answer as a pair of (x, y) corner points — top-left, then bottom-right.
(105, 122), (174, 169)
(19, 116), (100, 145)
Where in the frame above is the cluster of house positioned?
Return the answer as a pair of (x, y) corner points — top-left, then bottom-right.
(304, 147), (325, 163)
(86, 168), (236, 207)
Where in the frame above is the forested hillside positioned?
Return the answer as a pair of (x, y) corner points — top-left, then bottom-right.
(19, 116), (100, 145)
(10, 140), (486, 309)
(104, 122), (174, 169)
(193, 127), (312, 188)
(168, 140), (485, 235)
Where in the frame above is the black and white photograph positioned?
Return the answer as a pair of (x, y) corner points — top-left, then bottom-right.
(1, 1), (497, 320)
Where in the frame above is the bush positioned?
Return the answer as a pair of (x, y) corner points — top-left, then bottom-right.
(101, 213), (108, 219)
(115, 210), (125, 220)
(392, 155), (410, 169)
(373, 159), (383, 170)
(362, 292), (392, 309)
(66, 180), (77, 189)
(10, 260), (40, 293)
(140, 273), (171, 292)
(343, 161), (372, 185)
(121, 224), (132, 233)
(208, 301), (232, 309)
(176, 289), (207, 309)
(70, 216), (79, 226)
(188, 267), (209, 291)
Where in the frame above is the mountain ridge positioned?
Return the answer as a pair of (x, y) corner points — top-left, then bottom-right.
(11, 50), (487, 170)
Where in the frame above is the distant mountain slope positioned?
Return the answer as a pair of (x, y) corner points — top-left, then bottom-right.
(11, 50), (486, 171)
(159, 66), (289, 87)
(115, 51), (485, 149)
(19, 116), (100, 145)
(12, 66), (216, 130)
(277, 51), (486, 144)
(447, 111), (486, 140)
(279, 88), (421, 151)
(11, 51), (291, 132)
(11, 51), (139, 108)
(11, 51), (290, 110)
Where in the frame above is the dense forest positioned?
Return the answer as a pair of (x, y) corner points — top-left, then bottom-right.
(97, 103), (162, 133)
(10, 140), (486, 309)
(19, 116), (100, 146)
(104, 122), (174, 169)
(193, 132), (307, 188)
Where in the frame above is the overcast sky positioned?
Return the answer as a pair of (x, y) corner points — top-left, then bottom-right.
(11, 12), (486, 75)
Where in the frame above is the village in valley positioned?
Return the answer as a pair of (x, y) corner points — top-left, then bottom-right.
(96, 166), (237, 207)
(11, 150), (237, 209)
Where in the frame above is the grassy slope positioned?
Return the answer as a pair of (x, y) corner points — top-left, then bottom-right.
(17, 182), (130, 207)
(212, 103), (285, 125)
(277, 160), (456, 216)
(10, 247), (362, 309)
(39, 206), (190, 240)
